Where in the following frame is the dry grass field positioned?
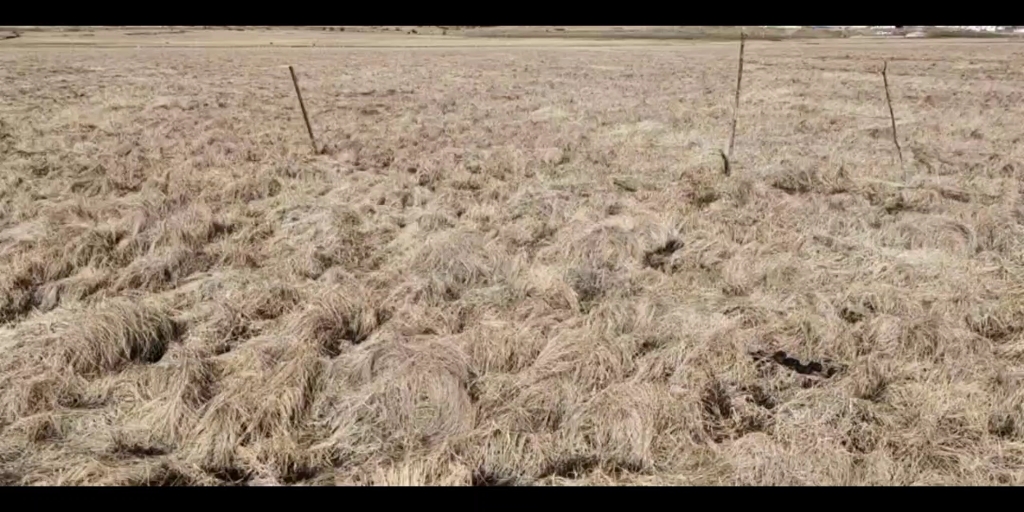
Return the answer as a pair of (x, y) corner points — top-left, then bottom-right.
(3, 29), (1024, 486)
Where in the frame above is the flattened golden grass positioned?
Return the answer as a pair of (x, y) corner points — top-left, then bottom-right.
(2, 30), (1024, 485)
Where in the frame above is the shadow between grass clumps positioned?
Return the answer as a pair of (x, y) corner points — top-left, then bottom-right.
(130, 463), (197, 486)
(0, 470), (21, 486)
(471, 455), (647, 486)
(536, 455), (646, 480)
(207, 466), (253, 486)
(471, 467), (527, 486)
(643, 238), (684, 272)
(109, 438), (169, 459)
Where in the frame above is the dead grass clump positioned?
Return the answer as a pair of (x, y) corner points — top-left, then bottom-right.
(398, 229), (507, 303)
(32, 267), (111, 313)
(896, 314), (991, 363)
(0, 280), (33, 324)
(2, 257), (72, 300)
(489, 375), (580, 437)
(153, 203), (235, 250)
(527, 326), (636, 393)
(765, 164), (857, 198)
(863, 185), (942, 215)
(715, 175), (764, 208)
(514, 264), (579, 313)
(720, 251), (808, 297)
(283, 206), (385, 279)
(584, 296), (667, 341)
(554, 216), (681, 298)
(556, 216), (654, 268)
(202, 209), (275, 270)
(722, 432), (845, 485)
(247, 282), (303, 320)
(67, 165), (144, 197)
(62, 299), (183, 377)
(876, 215), (976, 254)
(987, 386), (1024, 441)
(969, 205), (1024, 255)
(882, 380), (992, 476)
(836, 284), (918, 322)
(352, 456), (474, 486)
(462, 320), (550, 374)
(557, 382), (679, 475)
(123, 461), (201, 486)
(965, 296), (1024, 343)
(189, 277), (304, 354)
(768, 166), (822, 195)
(292, 288), (388, 358)
(59, 222), (133, 269)
(113, 246), (216, 292)
(467, 429), (552, 485)
(504, 187), (575, 225)
(187, 343), (326, 478)
(0, 372), (91, 424)
(220, 176), (283, 203)
(6, 413), (69, 445)
(123, 352), (219, 447)
(565, 260), (621, 310)
(629, 311), (726, 383)
(314, 338), (476, 462)
(416, 211), (456, 232)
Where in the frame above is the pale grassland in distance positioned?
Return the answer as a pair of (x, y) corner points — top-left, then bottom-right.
(2, 29), (1024, 486)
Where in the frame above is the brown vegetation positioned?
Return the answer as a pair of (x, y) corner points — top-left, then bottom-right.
(2, 30), (1024, 485)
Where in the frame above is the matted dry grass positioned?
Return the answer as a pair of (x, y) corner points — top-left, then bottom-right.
(2, 30), (1024, 486)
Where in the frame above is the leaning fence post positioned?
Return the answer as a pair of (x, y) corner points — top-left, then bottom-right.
(881, 60), (904, 174)
(722, 30), (747, 176)
(288, 65), (318, 154)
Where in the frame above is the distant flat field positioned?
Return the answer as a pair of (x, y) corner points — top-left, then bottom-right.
(3, 25), (1017, 47)
(2, 29), (1024, 486)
